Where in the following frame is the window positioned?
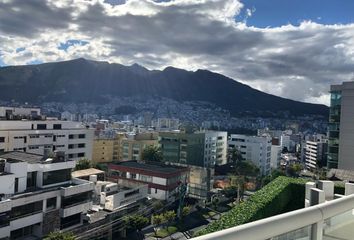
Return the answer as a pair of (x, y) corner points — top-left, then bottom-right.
(0, 137), (5, 143)
(14, 178), (19, 193)
(0, 212), (10, 228)
(124, 189), (139, 198)
(69, 134), (74, 139)
(78, 152), (85, 157)
(37, 124), (47, 130)
(11, 201), (43, 220)
(53, 124), (62, 130)
(43, 169), (71, 186)
(131, 173), (136, 179)
(46, 197), (57, 210)
(61, 192), (91, 208)
(27, 172), (37, 189)
(78, 143), (85, 148)
(68, 154), (74, 158)
(78, 134), (85, 139)
(68, 144), (74, 149)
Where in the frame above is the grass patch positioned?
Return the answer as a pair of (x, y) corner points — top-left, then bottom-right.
(202, 211), (217, 219)
(155, 226), (178, 238)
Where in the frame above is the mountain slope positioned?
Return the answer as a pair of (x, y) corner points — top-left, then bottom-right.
(0, 58), (328, 117)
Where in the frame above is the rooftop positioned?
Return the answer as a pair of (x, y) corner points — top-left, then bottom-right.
(0, 151), (72, 164)
(72, 168), (105, 178)
(110, 161), (188, 174)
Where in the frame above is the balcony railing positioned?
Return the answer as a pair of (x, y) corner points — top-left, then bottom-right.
(193, 193), (354, 240)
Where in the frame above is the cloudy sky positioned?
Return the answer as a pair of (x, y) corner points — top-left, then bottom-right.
(1, 0), (354, 105)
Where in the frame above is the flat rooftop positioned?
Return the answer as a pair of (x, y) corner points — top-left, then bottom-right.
(111, 161), (188, 174)
(0, 151), (72, 164)
(72, 168), (105, 178)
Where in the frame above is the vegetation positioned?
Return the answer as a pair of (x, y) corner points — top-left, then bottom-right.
(124, 214), (149, 232)
(261, 169), (286, 186)
(195, 176), (308, 237)
(74, 158), (92, 171)
(141, 145), (163, 162)
(182, 205), (191, 218)
(287, 163), (302, 177)
(155, 226), (178, 238)
(44, 232), (75, 240)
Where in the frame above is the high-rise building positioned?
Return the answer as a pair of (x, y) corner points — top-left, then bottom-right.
(305, 134), (328, 171)
(159, 131), (227, 199)
(328, 82), (354, 170)
(228, 134), (272, 175)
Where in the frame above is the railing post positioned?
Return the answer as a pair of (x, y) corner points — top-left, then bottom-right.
(311, 220), (323, 240)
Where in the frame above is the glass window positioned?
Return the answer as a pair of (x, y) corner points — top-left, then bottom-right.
(46, 197), (57, 210)
(43, 169), (71, 186)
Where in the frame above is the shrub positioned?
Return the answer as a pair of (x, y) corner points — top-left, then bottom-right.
(195, 176), (307, 236)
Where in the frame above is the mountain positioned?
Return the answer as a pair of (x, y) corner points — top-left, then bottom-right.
(0, 58), (328, 117)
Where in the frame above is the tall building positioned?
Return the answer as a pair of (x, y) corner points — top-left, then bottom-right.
(159, 131), (227, 199)
(92, 138), (115, 163)
(228, 134), (272, 175)
(0, 151), (94, 239)
(328, 82), (354, 170)
(159, 131), (227, 167)
(305, 134), (328, 170)
(0, 120), (94, 161)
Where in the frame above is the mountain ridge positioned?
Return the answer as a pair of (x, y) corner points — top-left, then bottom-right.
(0, 58), (328, 117)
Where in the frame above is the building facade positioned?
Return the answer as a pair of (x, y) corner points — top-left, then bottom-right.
(228, 134), (272, 175)
(108, 161), (188, 201)
(0, 120), (94, 161)
(120, 132), (158, 161)
(0, 151), (94, 239)
(328, 82), (354, 170)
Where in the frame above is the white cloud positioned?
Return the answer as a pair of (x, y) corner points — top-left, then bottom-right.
(0, 0), (354, 105)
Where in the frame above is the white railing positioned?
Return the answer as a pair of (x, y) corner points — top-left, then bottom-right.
(193, 193), (354, 240)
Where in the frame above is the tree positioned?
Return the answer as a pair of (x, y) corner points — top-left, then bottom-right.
(211, 196), (220, 211)
(287, 163), (302, 177)
(141, 145), (163, 162)
(182, 206), (191, 218)
(152, 214), (165, 236)
(74, 158), (92, 171)
(44, 232), (75, 240)
(125, 214), (149, 233)
(163, 210), (176, 227)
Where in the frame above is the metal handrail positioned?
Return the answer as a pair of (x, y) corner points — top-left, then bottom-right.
(193, 194), (354, 240)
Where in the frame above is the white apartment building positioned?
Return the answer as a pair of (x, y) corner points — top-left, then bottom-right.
(0, 120), (94, 161)
(228, 134), (272, 175)
(0, 107), (41, 119)
(0, 151), (94, 239)
(270, 145), (282, 170)
(305, 138), (328, 171)
(203, 131), (228, 166)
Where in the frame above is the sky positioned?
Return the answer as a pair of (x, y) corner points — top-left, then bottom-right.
(1, 0), (354, 105)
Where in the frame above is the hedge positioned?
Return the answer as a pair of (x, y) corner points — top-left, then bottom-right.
(195, 176), (307, 236)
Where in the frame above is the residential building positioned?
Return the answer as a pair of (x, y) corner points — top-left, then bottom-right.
(92, 138), (114, 163)
(159, 131), (227, 199)
(120, 132), (158, 161)
(0, 106), (41, 120)
(228, 134), (272, 175)
(304, 134), (328, 171)
(108, 161), (188, 201)
(0, 119), (94, 161)
(270, 145), (281, 170)
(93, 180), (148, 211)
(0, 151), (94, 239)
(328, 82), (354, 170)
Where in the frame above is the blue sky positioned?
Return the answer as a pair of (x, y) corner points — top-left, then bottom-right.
(237, 0), (354, 27)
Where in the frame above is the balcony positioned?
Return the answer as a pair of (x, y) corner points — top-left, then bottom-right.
(60, 201), (92, 218)
(193, 182), (354, 240)
(60, 178), (94, 197)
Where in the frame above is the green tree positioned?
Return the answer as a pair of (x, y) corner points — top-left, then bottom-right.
(44, 232), (75, 240)
(211, 196), (220, 211)
(163, 210), (176, 227)
(182, 205), (191, 218)
(74, 158), (92, 171)
(287, 163), (302, 177)
(141, 145), (163, 162)
(152, 214), (165, 236)
(125, 214), (149, 232)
